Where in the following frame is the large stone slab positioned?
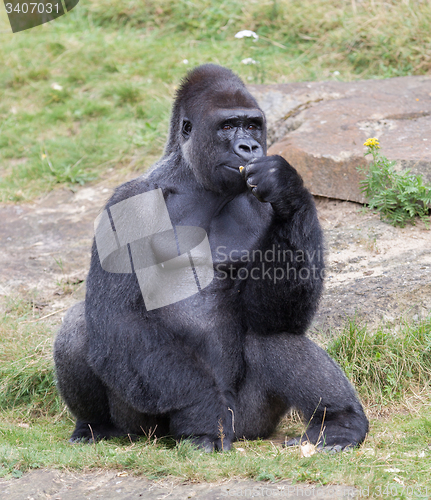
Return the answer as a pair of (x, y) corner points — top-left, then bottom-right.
(250, 76), (431, 203)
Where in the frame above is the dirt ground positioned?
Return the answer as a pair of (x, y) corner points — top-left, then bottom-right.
(0, 178), (430, 499)
(0, 469), (361, 500)
(313, 197), (431, 332)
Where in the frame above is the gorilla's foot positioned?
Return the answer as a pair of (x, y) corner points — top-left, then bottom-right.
(69, 420), (126, 443)
(187, 435), (233, 453)
(284, 419), (367, 452)
(284, 403), (369, 452)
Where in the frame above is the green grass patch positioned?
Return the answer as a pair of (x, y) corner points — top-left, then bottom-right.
(0, 297), (61, 417)
(1, 0), (431, 201)
(327, 316), (431, 405)
(2, 410), (431, 495)
(1, 300), (431, 493)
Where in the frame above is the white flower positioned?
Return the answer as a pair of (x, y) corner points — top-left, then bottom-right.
(332, 71), (340, 76)
(51, 83), (63, 91)
(235, 30), (259, 41)
(182, 59), (189, 64)
(241, 58), (257, 65)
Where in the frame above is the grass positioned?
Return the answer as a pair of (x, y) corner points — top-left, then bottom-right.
(326, 316), (431, 405)
(1, 0), (431, 201)
(0, 297), (61, 417)
(1, 296), (431, 495)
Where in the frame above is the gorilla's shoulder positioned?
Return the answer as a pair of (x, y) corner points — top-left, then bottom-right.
(106, 153), (179, 209)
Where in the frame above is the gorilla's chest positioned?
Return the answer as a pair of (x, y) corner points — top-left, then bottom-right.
(166, 191), (273, 268)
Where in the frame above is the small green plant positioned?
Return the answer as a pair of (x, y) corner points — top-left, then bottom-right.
(41, 151), (95, 186)
(359, 138), (431, 227)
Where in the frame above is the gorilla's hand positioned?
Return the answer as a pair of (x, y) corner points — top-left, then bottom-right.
(241, 155), (305, 206)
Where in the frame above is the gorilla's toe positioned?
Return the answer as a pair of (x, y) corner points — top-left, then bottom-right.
(284, 435), (357, 452)
(214, 437), (232, 452)
(284, 436), (301, 447)
(188, 435), (215, 453)
(187, 435), (232, 453)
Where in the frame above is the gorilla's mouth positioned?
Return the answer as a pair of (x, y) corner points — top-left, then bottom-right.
(224, 164), (243, 173)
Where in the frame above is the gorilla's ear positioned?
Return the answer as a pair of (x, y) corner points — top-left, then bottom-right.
(181, 119), (192, 139)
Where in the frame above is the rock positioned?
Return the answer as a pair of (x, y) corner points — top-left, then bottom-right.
(250, 76), (431, 203)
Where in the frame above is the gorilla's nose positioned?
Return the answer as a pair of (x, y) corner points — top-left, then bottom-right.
(233, 138), (263, 162)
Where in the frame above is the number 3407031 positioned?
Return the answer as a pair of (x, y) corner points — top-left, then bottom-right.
(5, 3), (60, 14)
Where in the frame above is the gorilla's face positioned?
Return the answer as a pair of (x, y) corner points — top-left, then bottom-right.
(180, 92), (267, 194)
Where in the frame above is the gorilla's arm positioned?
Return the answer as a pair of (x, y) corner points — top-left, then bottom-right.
(240, 156), (324, 334)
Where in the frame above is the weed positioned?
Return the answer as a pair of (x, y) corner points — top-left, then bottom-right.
(1, 307), (58, 412)
(53, 257), (64, 274)
(359, 138), (431, 227)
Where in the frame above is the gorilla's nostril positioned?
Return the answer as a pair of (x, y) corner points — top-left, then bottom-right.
(234, 139), (262, 160)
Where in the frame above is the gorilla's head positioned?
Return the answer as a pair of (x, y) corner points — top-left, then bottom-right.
(166, 64), (267, 194)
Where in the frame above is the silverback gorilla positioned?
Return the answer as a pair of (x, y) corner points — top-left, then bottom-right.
(54, 64), (368, 452)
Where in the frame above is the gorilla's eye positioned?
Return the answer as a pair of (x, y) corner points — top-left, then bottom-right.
(222, 124), (233, 131)
(182, 120), (192, 137)
(248, 124), (258, 130)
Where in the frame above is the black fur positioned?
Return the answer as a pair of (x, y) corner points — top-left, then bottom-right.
(54, 64), (368, 451)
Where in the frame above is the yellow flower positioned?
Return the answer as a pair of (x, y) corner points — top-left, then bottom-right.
(363, 137), (380, 148)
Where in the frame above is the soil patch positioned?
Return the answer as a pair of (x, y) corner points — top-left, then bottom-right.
(0, 469), (357, 499)
(313, 197), (431, 332)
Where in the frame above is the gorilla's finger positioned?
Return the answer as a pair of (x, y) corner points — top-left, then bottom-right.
(251, 187), (266, 203)
(246, 177), (258, 188)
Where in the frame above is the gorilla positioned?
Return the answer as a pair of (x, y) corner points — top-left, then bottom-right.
(54, 64), (368, 452)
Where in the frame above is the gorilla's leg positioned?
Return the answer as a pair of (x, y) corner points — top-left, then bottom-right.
(54, 302), (123, 441)
(55, 303), (234, 449)
(107, 390), (170, 438)
(105, 352), (234, 451)
(131, 347), (235, 451)
(105, 346), (234, 450)
(235, 333), (368, 449)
